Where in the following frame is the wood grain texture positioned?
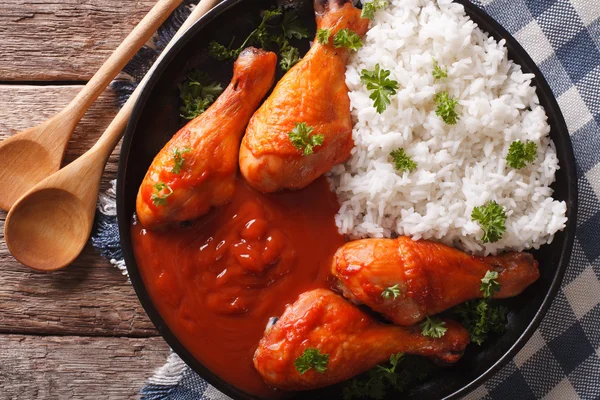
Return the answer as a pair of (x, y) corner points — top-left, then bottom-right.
(0, 85), (158, 336)
(0, 0), (158, 81)
(0, 335), (170, 399)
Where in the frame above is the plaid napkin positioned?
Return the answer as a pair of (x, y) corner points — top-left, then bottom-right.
(92, 0), (600, 398)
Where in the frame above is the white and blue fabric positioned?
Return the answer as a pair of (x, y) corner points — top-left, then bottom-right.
(92, 0), (600, 398)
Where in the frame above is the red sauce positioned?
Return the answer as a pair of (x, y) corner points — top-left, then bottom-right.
(131, 177), (347, 397)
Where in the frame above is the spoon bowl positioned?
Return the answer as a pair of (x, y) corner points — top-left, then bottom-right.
(5, 188), (89, 271)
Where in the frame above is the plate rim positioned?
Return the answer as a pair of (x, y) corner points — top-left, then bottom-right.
(116, 1), (578, 399)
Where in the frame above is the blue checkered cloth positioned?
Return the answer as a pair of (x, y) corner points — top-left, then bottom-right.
(92, 0), (600, 398)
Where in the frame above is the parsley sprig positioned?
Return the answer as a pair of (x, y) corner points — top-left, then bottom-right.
(471, 200), (507, 244)
(317, 28), (331, 45)
(178, 70), (223, 120)
(432, 59), (448, 80)
(295, 348), (329, 374)
(151, 182), (173, 207)
(333, 28), (363, 51)
(420, 316), (447, 338)
(208, 8), (309, 71)
(381, 284), (401, 299)
(434, 91), (460, 125)
(343, 354), (432, 399)
(390, 148), (417, 173)
(506, 140), (537, 169)
(360, 64), (399, 113)
(453, 269), (506, 345)
(361, 0), (387, 20)
(288, 122), (324, 156)
(171, 147), (191, 175)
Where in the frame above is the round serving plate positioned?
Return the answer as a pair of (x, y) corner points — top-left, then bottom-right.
(117, 1), (578, 399)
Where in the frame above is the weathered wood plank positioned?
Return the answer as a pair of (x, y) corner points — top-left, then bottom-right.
(0, 334), (171, 399)
(0, 85), (158, 336)
(0, 0), (157, 81)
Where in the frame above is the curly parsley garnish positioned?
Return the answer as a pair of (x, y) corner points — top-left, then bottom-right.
(295, 348), (329, 374)
(178, 70), (223, 120)
(151, 182), (173, 207)
(171, 147), (191, 175)
(360, 64), (399, 113)
(454, 300), (508, 345)
(208, 8), (309, 71)
(333, 28), (363, 51)
(288, 122), (324, 156)
(506, 140), (537, 169)
(389, 148), (417, 173)
(432, 59), (448, 80)
(420, 316), (447, 338)
(317, 28), (331, 45)
(434, 91), (460, 125)
(481, 270), (501, 298)
(381, 284), (401, 299)
(343, 353), (432, 399)
(471, 201), (507, 244)
(361, 0), (387, 20)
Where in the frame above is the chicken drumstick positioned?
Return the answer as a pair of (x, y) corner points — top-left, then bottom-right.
(136, 48), (277, 230)
(239, 0), (369, 192)
(253, 288), (469, 391)
(332, 237), (540, 326)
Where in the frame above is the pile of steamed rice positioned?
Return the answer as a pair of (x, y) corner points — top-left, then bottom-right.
(329, 0), (567, 255)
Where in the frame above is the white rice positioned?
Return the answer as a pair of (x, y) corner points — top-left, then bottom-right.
(328, 0), (568, 255)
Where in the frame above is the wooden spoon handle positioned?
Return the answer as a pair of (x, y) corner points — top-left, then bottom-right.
(63, 0), (183, 122)
(91, 0), (221, 158)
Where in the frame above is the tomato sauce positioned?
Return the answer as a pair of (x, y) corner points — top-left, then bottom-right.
(131, 177), (347, 397)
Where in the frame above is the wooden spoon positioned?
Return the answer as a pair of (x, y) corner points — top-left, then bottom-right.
(4, 0), (221, 271)
(0, 0), (184, 211)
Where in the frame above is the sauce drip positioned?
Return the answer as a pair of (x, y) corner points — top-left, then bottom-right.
(131, 177), (346, 397)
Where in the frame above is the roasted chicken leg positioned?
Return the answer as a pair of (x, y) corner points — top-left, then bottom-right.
(239, 0), (369, 192)
(136, 48), (277, 230)
(253, 288), (469, 391)
(332, 237), (540, 326)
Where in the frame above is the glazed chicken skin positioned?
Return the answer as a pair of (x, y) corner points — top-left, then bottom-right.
(239, 0), (369, 192)
(253, 288), (470, 391)
(136, 48), (277, 229)
(332, 237), (540, 326)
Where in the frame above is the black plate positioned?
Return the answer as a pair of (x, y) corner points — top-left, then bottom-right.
(117, 1), (578, 399)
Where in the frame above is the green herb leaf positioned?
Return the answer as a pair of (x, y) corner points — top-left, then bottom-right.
(434, 91), (460, 125)
(361, 0), (387, 20)
(333, 28), (363, 51)
(151, 182), (173, 207)
(389, 148), (417, 173)
(171, 147), (191, 175)
(360, 64), (399, 113)
(432, 59), (448, 80)
(343, 354), (432, 399)
(471, 201), (507, 244)
(506, 140), (537, 169)
(178, 70), (223, 120)
(294, 348), (329, 374)
(207, 40), (240, 61)
(317, 28), (331, 45)
(279, 44), (300, 71)
(454, 300), (508, 345)
(420, 316), (447, 338)
(480, 270), (501, 298)
(281, 10), (310, 40)
(381, 284), (401, 299)
(288, 122), (324, 156)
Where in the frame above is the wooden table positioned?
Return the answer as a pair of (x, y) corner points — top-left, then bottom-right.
(0, 1), (173, 398)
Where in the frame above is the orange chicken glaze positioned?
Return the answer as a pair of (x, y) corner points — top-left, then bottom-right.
(136, 48), (277, 230)
(253, 288), (470, 391)
(332, 237), (540, 326)
(239, 0), (369, 192)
